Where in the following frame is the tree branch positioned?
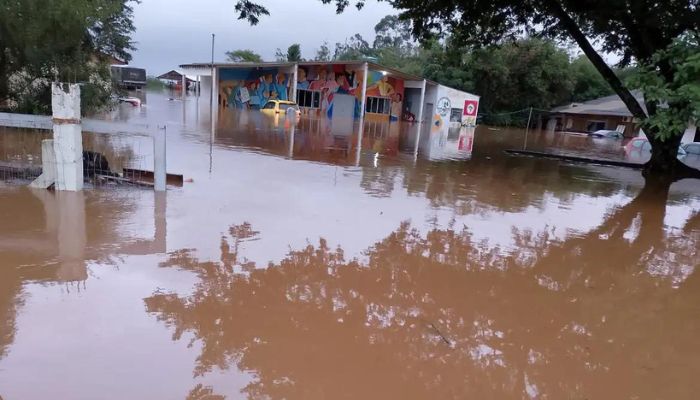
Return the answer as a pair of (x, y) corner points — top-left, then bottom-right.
(543, 0), (648, 120)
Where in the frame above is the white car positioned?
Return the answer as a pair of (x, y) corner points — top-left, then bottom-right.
(682, 142), (700, 155)
(589, 129), (623, 139)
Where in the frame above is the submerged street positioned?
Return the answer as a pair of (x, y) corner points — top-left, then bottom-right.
(1, 91), (699, 399)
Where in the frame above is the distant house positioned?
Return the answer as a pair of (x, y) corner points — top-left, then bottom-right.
(111, 65), (147, 90)
(549, 91), (698, 142)
(548, 91), (646, 137)
(157, 70), (196, 90)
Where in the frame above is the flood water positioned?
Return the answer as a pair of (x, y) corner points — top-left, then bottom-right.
(1, 91), (699, 399)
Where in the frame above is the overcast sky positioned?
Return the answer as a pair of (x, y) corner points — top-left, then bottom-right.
(129, 0), (397, 74)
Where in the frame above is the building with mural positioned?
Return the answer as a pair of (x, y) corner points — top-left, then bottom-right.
(180, 61), (480, 137)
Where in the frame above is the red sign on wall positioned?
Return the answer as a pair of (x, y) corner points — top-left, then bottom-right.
(463, 100), (479, 116)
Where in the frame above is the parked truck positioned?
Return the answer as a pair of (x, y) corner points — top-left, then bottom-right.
(110, 66), (147, 90)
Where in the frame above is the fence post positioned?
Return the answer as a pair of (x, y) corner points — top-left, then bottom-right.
(51, 83), (83, 191)
(153, 126), (166, 191)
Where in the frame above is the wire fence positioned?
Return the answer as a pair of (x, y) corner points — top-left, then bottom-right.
(0, 125), (156, 189)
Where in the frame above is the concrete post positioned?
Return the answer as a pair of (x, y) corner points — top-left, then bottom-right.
(211, 67), (219, 126)
(414, 79), (427, 162)
(355, 63), (369, 167)
(359, 62), (369, 119)
(29, 139), (57, 189)
(417, 79), (427, 125)
(181, 73), (187, 99)
(51, 83), (83, 191)
(291, 63), (298, 103)
(153, 126), (166, 191)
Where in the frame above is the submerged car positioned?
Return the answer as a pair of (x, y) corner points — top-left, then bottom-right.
(589, 129), (623, 139)
(681, 142), (700, 155)
(261, 100), (301, 116)
(624, 137), (687, 161)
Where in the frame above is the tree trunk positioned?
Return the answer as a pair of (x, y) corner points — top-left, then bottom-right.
(544, 0), (700, 180)
(643, 127), (700, 179)
(543, 0), (647, 121)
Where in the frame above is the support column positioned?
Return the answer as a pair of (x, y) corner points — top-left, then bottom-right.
(181, 73), (187, 99)
(291, 63), (298, 103)
(211, 67), (219, 127)
(51, 83), (83, 191)
(414, 79), (427, 162)
(416, 79), (427, 125)
(153, 126), (166, 192)
(355, 62), (369, 167)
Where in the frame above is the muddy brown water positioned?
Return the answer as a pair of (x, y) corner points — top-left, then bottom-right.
(1, 91), (699, 399)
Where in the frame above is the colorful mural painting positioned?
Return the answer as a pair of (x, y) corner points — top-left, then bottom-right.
(219, 67), (291, 109)
(218, 65), (406, 121)
(365, 71), (405, 121)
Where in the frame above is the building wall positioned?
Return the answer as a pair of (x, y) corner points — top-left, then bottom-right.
(556, 113), (639, 137)
(218, 66), (295, 108)
(217, 63), (409, 122)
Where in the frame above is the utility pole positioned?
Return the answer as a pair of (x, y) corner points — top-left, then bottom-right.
(523, 107), (533, 150)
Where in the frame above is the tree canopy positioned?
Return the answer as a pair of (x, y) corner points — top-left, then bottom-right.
(225, 49), (263, 62)
(286, 43), (303, 62)
(234, 0), (700, 178)
(0, 0), (136, 114)
(274, 44), (304, 62)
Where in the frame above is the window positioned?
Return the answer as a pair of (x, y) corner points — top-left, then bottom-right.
(263, 102), (276, 110)
(450, 108), (462, 122)
(686, 144), (700, 155)
(586, 121), (606, 131)
(366, 96), (390, 114)
(297, 89), (321, 108)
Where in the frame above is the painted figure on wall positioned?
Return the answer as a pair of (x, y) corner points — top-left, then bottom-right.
(390, 93), (403, 121)
(366, 75), (395, 97)
(261, 74), (274, 103)
(249, 81), (262, 109)
(309, 69), (327, 91)
(273, 73), (288, 101)
(297, 67), (310, 90)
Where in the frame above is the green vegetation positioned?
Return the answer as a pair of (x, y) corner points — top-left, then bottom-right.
(0, 0), (136, 115)
(631, 34), (700, 143)
(146, 77), (166, 90)
(234, 0), (699, 178)
(286, 44), (303, 62)
(321, 18), (631, 126)
(274, 44), (304, 62)
(225, 49), (263, 63)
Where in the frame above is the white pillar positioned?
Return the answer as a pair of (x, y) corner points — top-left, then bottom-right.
(355, 62), (369, 166)
(181, 73), (187, 99)
(291, 63), (298, 103)
(212, 67), (219, 126)
(51, 83), (83, 191)
(153, 126), (166, 192)
(29, 139), (57, 189)
(414, 79), (427, 162)
(417, 79), (427, 125)
(359, 62), (369, 119)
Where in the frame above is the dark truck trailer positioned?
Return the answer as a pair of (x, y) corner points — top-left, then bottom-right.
(111, 66), (147, 90)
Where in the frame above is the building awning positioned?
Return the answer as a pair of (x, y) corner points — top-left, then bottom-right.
(157, 70), (195, 83)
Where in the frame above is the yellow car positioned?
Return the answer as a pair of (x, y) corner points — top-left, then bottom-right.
(261, 100), (301, 116)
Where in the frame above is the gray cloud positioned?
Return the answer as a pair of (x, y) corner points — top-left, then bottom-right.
(129, 0), (396, 75)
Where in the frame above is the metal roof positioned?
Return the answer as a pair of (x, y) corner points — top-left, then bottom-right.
(551, 90), (647, 117)
(179, 60), (478, 97)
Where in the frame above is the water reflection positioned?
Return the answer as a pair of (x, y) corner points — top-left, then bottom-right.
(145, 180), (699, 399)
(0, 188), (166, 358)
